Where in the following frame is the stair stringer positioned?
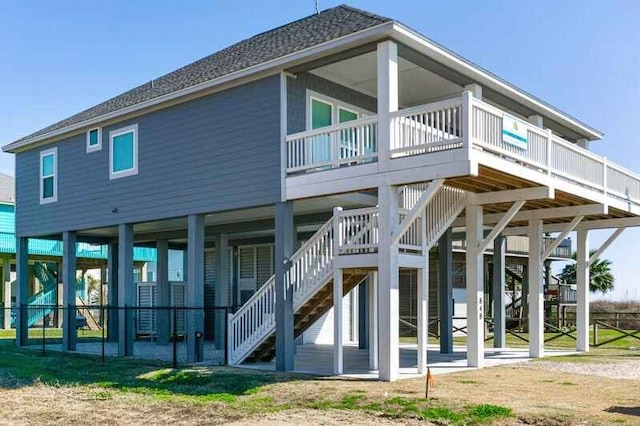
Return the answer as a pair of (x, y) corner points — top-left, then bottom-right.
(228, 219), (335, 365)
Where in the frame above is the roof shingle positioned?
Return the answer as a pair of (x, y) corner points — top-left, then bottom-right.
(13, 5), (391, 145)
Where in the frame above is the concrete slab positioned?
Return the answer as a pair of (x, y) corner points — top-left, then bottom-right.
(46, 341), (225, 365)
(240, 343), (577, 380)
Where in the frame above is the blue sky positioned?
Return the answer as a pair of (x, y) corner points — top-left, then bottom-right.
(2, 0), (640, 300)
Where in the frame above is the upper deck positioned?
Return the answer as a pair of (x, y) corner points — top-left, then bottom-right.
(284, 92), (640, 223)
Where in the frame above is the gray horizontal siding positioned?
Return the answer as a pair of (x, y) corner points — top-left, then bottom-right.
(287, 72), (377, 134)
(16, 76), (281, 237)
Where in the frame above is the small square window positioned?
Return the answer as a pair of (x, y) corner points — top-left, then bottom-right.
(86, 128), (102, 152)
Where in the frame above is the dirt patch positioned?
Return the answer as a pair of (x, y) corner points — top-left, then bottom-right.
(522, 358), (640, 380)
(0, 350), (639, 425)
(228, 408), (425, 425)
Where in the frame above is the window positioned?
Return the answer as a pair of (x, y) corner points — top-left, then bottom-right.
(338, 107), (358, 124)
(338, 106), (360, 158)
(40, 148), (57, 204)
(311, 98), (333, 129)
(86, 127), (101, 152)
(310, 98), (333, 163)
(306, 91), (373, 163)
(109, 124), (138, 179)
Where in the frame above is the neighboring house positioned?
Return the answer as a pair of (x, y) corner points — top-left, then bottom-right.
(4, 5), (640, 381)
(0, 173), (156, 330)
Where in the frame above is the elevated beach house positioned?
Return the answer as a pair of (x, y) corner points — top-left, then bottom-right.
(4, 6), (638, 381)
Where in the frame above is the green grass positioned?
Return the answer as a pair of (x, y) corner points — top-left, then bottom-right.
(400, 328), (640, 350)
(306, 393), (512, 424)
(0, 328), (103, 341)
(0, 342), (514, 424)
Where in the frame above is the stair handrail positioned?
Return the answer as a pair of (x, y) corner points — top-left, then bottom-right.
(289, 219), (334, 307)
(29, 262), (57, 305)
(27, 288), (56, 326)
(228, 216), (335, 364)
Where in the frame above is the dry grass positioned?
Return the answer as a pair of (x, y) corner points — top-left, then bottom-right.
(0, 342), (639, 425)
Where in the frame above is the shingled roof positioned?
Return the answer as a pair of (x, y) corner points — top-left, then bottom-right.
(11, 5), (391, 145)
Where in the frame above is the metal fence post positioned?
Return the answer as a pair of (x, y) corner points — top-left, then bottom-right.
(101, 305), (106, 362)
(124, 304), (128, 356)
(41, 305), (46, 356)
(593, 321), (598, 347)
(172, 306), (178, 369)
(223, 307), (229, 365)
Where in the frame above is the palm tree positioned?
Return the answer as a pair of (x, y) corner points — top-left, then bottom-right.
(559, 250), (615, 294)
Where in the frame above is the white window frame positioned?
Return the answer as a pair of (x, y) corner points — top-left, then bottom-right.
(109, 124), (138, 180)
(86, 127), (102, 153)
(337, 105), (360, 123)
(308, 95), (334, 129)
(39, 147), (57, 205)
(305, 90), (372, 130)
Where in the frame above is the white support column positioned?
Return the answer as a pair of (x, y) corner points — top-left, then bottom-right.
(576, 229), (590, 352)
(368, 271), (378, 370)
(376, 40), (398, 171)
(333, 268), (343, 375)
(3, 259), (11, 330)
(417, 264), (428, 374)
(464, 83), (482, 100)
(377, 184), (400, 381)
(577, 138), (590, 150)
(528, 220), (544, 358)
(528, 115), (544, 128)
(466, 205), (484, 367)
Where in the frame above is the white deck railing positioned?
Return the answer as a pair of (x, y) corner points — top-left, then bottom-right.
(470, 97), (640, 205)
(285, 95), (640, 208)
(336, 207), (379, 254)
(286, 116), (378, 173)
(390, 98), (463, 158)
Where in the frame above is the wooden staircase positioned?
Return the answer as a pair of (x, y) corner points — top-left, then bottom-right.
(245, 269), (369, 362)
(228, 183), (467, 366)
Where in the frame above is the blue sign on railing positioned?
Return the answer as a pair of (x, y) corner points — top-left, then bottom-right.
(502, 114), (529, 150)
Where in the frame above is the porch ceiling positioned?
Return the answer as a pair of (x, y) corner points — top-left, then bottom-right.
(309, 51), (462, 108)
(447, 166), (634, 227)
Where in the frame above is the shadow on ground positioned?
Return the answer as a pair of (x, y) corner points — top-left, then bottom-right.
(0, 339), (308, 399)
(605, 406), (640, 417)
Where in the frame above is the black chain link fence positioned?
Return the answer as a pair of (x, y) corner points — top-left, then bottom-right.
(6, 304), (229, 368)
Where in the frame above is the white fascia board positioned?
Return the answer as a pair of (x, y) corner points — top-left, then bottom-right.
(391, 23), (603, 140)
(3, 22), (395, 153)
